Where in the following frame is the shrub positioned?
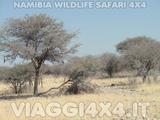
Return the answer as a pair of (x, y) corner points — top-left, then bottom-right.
(100, 53), (119, 78)
(59, 70), (95, 95)
(4, 64), (34, 94)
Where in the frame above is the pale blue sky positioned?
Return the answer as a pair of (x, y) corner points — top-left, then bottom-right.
(0, 0), (160, 65)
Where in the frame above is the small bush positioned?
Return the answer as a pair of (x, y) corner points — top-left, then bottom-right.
(4, 64), (34, 94)
(59, 70), (95, 95)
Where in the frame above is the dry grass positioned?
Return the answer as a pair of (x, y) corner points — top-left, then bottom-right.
(0, 76), (160, 120)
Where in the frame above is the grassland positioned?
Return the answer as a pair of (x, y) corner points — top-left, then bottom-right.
(0, 75), (160, 120)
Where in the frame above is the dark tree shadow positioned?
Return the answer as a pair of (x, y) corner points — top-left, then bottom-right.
(0, 92), (59, 100)
(0, 94), (34, 100)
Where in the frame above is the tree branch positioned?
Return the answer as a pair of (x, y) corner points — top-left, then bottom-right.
(37, 79), (71, 96)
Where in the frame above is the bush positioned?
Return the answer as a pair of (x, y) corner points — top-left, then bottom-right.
(0, 66), (10, 81)
(4, 64), (34, 94)
(68, 56), (100, 77)
(100, 53), (119, 78)
(59, 70), (95, 95)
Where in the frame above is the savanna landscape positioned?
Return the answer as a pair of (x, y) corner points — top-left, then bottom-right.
(0, 1), (160, 120)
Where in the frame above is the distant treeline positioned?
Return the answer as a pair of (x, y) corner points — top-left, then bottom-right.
(1, 36), (160, 81)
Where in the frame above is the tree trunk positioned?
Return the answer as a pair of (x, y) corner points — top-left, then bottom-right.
(108, 70), (113, 78)
(142, 70), (149, 83)
(143, 75), (146, 83)
(14, 86), (18, 94)
(34, 68), (40, 95)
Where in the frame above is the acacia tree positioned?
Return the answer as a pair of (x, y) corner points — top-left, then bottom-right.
(0, 14), (79, 95)
(4, 64), (33, 94)
(117, 36), (160, 82)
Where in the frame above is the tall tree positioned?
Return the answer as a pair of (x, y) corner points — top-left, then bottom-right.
(0, 14), (79, 95)
(117, 36), (160, 82)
